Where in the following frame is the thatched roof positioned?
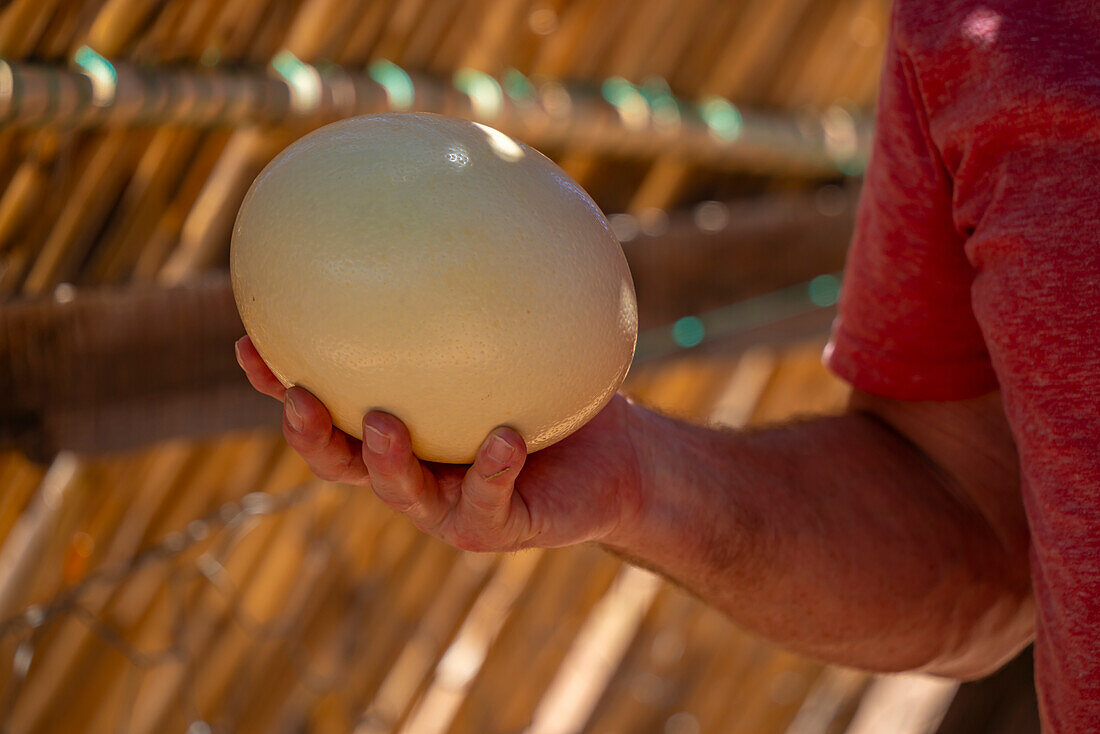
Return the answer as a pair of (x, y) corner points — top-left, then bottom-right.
(0, 0), (888, 297)
(0, 1), (1040, 733)
(2, 342), (892, 734)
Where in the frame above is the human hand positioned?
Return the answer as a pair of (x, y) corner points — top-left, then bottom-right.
(235, 335), (646, 552)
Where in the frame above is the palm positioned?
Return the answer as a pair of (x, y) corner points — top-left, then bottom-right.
(236, 335), (642, 552)
(429, 395), (641, 549)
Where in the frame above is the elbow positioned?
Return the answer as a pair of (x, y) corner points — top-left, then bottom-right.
(920, 569), (1036, 681)
(923, 477), (1035, 681)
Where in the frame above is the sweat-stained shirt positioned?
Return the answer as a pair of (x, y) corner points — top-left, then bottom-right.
(823, 1), (1100, 731)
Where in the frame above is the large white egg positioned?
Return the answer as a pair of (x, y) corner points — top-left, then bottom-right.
(231, 113), (637, 463)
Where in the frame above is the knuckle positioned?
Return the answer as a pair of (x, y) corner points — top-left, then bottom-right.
(333, 454), (364, 484)
(310, 460), (345, 483)
(283, 427), (319, 455)
(370, 482), (422, 516)
(385, 494), (421, 515)
(252, 376), (278, 398)
(463, 490), (506, 516)
(449, 515), (510, 553)
(284, 432), (344, 481)
(450, 532), (497, 553)
(312, 468), (342, 482)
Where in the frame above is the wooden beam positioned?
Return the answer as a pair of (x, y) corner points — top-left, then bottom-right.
(621, 183), (856, 328)
(0, 186), (855, 458)
(0, 58), (871, 178)
(0, 273), (280, 460)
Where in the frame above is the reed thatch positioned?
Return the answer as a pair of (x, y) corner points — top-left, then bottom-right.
(0, 1), (1040, 733)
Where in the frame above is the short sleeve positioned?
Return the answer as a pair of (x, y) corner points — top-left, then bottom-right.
(823, 15), (998, 401)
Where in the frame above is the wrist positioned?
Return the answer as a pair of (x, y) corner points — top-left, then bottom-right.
(601, 396), (675, 551)
(598, 399), (760, 596)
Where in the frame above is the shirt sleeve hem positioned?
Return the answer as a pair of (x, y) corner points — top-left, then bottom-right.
(824, 327), (999, 402)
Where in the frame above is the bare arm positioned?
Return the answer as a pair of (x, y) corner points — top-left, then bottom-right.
(610, 389), (1033, 679)
(236, 336), (1033, 679)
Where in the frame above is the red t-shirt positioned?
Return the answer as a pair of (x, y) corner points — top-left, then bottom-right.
(824, 1), (1100, 731)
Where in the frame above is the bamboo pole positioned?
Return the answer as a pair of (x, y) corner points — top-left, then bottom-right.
(351, 552), (498, 734)
(22, 130), (150, 294)
(313, 527), (444, 722)
(282, 0), (364, 64)
(425, 0), (490, 75)
(17, 442), (226, 734)
(85, 0), (166, 56)
(64, 436), (286, 734)
(183, 486), (344, 723)
(525, 565), (663, 734)
(0, 0), (62, 58)
(0, 452), (46, 548)
(399, 549), (544, 734)
(548, 0), (693, 187)
(5, 442), (194, 734)
(156, 126), (293, 283)
(580, 591), (741, 733)
(0, 133), (66, 296)
(119, 448), (314, 734)
(707, 346), (780, 428)
(781, 666), (871, 734)
(0, 454), (81, 619)
(627, 0), (820, 213)
(85, 127), (205, 284)
(335, 0), (401, 67)
(401, 0), (466, 73)
(446, 546), (622, 734)
(130, 131), (232, 280)
(234, 504), (434, 732)
(124, 514), (293, 733)
(748, 341), (851, 424)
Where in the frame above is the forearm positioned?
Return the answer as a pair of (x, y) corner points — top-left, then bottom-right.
(605, 401), (1033, 679)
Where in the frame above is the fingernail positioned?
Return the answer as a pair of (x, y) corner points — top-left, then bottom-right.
(364, 424), (391, 455)
(234, 340), (245, 370)
(487, 435), (514, 465)
(285, 392), (304, 432)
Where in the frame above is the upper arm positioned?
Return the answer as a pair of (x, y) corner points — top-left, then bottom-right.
(824, 18), (996, 401)
(821, 4), (1042, 678)
(848, 388), (1025, 559)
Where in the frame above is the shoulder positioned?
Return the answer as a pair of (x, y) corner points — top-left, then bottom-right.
(888, 0), (1020, 66)
(890, 0), (1090, 61)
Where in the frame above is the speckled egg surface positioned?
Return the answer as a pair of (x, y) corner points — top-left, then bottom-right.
(231, 113), (637, 463)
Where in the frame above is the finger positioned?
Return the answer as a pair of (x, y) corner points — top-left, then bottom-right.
(283, 387), (369, 484)
(361, 411), (445, 531)
(235, 336), (286, 400)
(459, 427), (530, 533)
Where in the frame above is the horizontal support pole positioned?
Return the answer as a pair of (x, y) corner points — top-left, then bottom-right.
(0, 187), (854, 458)
(620, 184), (856, 328)
(0, 54), (871, 177)
(0, 273), (279, 461)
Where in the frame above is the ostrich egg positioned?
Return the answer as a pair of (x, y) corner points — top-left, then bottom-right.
(231, 113), (638, 463)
